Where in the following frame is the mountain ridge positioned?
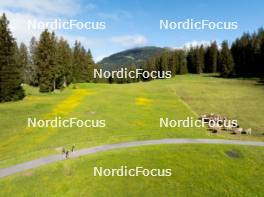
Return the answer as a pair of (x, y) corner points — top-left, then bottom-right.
(98, 46), (166, 70)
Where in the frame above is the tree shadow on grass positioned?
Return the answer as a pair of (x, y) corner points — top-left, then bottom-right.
(255, 78), (264, 86)
(202, 74), (264, 85)
(202, 74), (222, 78)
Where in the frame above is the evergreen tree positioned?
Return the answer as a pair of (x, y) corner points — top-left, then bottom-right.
(168, 51), (177, 76)
(55, 38), (72, 88)
(17, 43), (28, 83)
(144, 57), (156, 80)
(127, 64), (137, 83)
(220, 41), (234, 77)
(158, 51), (169, 72)
(36, 29), (57, 92)
(175, 50), (188, 74)
(187, 47), (196, 73)
(197, 45), (205, 73)
(211, 42), (218, 72)
(72, 41), (82, 83)
(80, 46), (89, 82)
(260, 29), (264, 75)
(26, 37), (39, 86)
(0, 13), (24, 102)
(72, 41), (94, 83)
(50, 32), (59, 90)
(86, 49), (95, 82)
(187, 46), (204, 74)
(216, 50), (222, 72)
(231, 28), (264, 76)
(204, 41), (218, 73)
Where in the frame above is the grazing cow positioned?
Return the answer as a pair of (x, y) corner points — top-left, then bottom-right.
(201, 113), (243, 136)
(223, 125), (232, 131)
(209, 126), (221, 133)
(232, 128), (243, 134)
(202, 117), (210, 123)
(242, 128), (252, 135)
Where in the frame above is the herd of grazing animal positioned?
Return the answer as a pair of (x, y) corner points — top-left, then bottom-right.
(199, 113), (252, 135)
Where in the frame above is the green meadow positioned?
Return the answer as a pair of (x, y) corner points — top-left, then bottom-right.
(0, 74), (264, 196)
(0, 144), (263, 197)
(170, 74), (264, 136)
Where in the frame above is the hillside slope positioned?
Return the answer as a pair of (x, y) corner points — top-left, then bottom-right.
(98, 46), (165, 70)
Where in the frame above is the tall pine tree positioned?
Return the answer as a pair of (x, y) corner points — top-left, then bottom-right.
(36, 29), (56, 92)
(0, 13), (24, 102)
(220, 41), (234, 77)
(25, 37), (39, 86)
(17, 42), (28, 84)
(204, 41), (218, 73)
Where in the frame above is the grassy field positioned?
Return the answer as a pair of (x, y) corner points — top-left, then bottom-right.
(170, 74), (264, 135)
(0, 74), (264, 196)
(0, 144), (263, 197)
(0, 74), (263, 168)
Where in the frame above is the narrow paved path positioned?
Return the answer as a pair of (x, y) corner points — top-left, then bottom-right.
(1, 138), (264, 178)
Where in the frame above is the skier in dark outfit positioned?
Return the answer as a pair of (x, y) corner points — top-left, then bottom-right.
(71, 144), (75, 152)
(65, 150), (69, 159)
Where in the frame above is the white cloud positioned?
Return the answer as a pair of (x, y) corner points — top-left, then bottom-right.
(0, 0), (83, 45)
(0, 0), (99, 47)
(0, 0), (120, 63)
(0, 11), (106, 62)
(94, 54), (110, 62)
(0, 0), (80, 16)
(183, 40), (211, 48)
(61, 34), (105, 48)
(97, 10), (131, 21)
(172, 40), (221, 50)
(1, 10), (43, 45)
(111, 35), (147, 47)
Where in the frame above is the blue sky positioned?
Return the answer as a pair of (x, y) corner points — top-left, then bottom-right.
(1, 0), (264, 61)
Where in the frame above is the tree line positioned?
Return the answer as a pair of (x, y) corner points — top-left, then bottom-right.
(113, 41), (229, 83)
(231, 28), (264, 76)
(30, 30), (97, 92)
(109, 40), (237, 84)
(0, 13), (97, 102)
(141, 28), (264, 81)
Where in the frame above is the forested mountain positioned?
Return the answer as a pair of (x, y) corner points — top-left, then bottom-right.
(98, 46), (165, 70)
